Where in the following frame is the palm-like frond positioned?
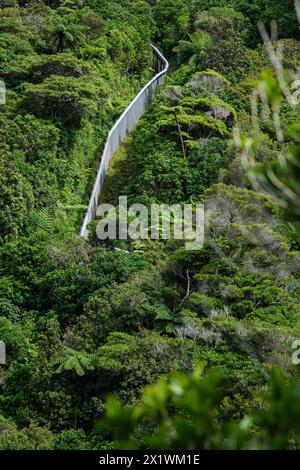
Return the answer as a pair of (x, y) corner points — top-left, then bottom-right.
(53, 348), (96, 377)
(31, 207), (54, 232)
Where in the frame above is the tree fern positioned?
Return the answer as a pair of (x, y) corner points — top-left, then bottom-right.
(52, 348), (96, 377)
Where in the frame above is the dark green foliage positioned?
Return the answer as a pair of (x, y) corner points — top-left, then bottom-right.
(189, 0), (300, 47)
(251, 125), (300, 225)
(0, 158), (34, 238)
(54, 429), (89, 450)
(0, 416), (55, 450)
(101, 366), (300, 449)
(0, 0), (300, 452)
(42, 9), (86, 54)
(153, 0), (190, 55)
(21, 76), (99, 127)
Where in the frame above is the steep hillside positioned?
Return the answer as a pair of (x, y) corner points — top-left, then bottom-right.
(0, 0), (300, 450)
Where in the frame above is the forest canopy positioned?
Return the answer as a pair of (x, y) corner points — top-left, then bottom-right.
(0, 0), (300, 451)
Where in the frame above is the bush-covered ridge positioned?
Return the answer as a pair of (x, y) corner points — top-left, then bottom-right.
(0, 0), (300, 450)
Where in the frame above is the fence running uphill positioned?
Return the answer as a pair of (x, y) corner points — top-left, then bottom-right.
(80, 44), (169, 238)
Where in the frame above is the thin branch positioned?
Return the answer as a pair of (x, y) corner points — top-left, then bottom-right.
(172, 110), (186, 159)
(178, 269), (191, 308)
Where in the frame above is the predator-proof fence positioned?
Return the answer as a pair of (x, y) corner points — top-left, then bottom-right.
(80, 44), (169, 238)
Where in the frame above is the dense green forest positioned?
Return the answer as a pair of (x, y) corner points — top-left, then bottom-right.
(0, 0), (300, 450)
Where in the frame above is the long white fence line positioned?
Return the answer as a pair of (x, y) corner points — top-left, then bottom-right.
(80, 44), (169, 238)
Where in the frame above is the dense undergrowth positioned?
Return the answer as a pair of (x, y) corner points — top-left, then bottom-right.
(0, 0), (300, 450)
